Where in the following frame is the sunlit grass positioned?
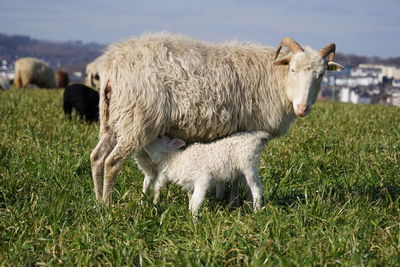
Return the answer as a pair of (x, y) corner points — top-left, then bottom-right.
(1, 89), (399, 265)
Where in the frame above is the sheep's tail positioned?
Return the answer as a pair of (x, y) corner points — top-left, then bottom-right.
(99, 78), (112, 135)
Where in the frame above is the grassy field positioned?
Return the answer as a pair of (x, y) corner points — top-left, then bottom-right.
(0, 89), (399, 266)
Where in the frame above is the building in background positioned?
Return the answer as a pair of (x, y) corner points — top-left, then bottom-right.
(322, 64), (400, 106)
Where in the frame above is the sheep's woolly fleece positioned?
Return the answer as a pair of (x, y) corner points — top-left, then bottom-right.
(97, 32), (298, 149)
(145, 131), (272, 214)
(13, 57), (55, 88)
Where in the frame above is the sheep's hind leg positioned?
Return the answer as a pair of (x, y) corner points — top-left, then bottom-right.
(90, 131), (116, 201)
(63, 99), (73, 119)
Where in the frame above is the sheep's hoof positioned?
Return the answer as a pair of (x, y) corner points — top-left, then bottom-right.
(253, 203), (264, 212)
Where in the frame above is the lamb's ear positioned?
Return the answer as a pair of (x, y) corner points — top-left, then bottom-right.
(168, 138), (186, 149)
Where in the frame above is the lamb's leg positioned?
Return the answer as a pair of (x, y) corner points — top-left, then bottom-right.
(229, 173), (253, 207)
(189, 183), (208, 218)
(102, 141), (134, 203)
(242, 168), (264, 212)
(135, 150), (158, 204)
(215, 182), (226, 202)
(228, 178), (241, 208)
(90, 131), (116, 200)
(187, 189), (194, 206)
(153, 173), (167, 205)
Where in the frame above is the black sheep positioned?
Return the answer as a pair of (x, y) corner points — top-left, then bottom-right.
(63, 83), (99, 122)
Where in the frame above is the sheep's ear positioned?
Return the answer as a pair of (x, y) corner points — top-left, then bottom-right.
(168, 138), (186, 149)
(327, 61), (345, 71)
(273, 55), (291, 65)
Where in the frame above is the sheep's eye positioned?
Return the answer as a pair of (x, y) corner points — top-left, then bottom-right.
(290, 69), (295, 73)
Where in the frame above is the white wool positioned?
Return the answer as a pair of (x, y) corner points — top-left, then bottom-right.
(85, 58), (101, 91)
(13, 57), (55, 88)
(144, 131), (272, 216)
(90, 32), (342, 203)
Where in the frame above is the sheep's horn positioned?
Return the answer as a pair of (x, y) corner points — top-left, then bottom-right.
(274, 37), (305, 60)
(319, 43), (336, 61)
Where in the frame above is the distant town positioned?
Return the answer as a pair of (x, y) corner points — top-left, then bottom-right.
(1, 32), (400, 107)
(321, 64), (400, 106)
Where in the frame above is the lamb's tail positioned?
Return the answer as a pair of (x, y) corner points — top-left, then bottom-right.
(255, 131), (273, 143)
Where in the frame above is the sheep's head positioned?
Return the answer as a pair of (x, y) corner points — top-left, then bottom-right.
(274, 38), (344, 117)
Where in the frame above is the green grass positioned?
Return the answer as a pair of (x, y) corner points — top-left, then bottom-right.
(0, 89), (399, 266)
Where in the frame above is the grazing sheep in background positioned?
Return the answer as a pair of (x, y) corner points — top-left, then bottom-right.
(0, 76), (10, 90)
(91, 32), (344, 203)
(13, 57), (55, 88)
(85, 59), (100, 90)
(63, 83), (99, 122)
(55, 69), (69, 88)
(144, 132), (272, 216)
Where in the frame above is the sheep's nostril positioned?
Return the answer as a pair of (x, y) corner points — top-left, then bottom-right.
(295, 104), (310, 117)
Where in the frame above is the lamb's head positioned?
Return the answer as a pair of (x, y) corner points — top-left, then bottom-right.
(274, 38), (344, 117)
(144, 136), (186, 163)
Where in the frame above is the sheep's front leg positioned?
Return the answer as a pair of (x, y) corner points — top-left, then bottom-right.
(90, 131), (116, 200)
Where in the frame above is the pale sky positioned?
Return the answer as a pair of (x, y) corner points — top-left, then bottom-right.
(1, 0), (399, 58)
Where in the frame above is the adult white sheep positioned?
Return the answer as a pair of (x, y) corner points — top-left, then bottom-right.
(13, 57), (55, 88)
(85, 59), (101, 91)
(91, 32), (344, 203)
(144, 132), (272, 216)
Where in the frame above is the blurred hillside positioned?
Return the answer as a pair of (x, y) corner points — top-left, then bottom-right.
(0, 33), (104, 77)
(334, 53), (400, 68)
(1, 32), (399, 75)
